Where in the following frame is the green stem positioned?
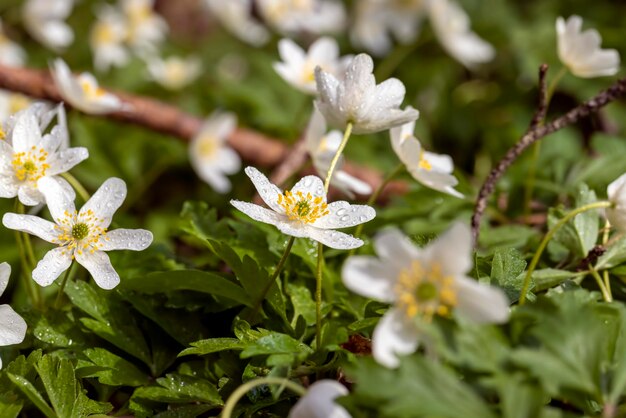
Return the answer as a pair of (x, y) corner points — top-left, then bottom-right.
(602, 219), (613, 299)
(221, 377), (306, 418)
(315, 242), (324, 350)
(60, 172), (90, 202)
(519, 200), (613, 305)
(588, 265), (612, 302)
(14, 201), (40, 307)
(250, 237), (295, 317)
(546, 67), (567, 103)
(323, 122), (352, 193)
(55, 260), (75, 309)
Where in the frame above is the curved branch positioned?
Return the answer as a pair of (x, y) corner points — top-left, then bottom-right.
(0, 64), (405, 200)
(471, 71), (626, 245)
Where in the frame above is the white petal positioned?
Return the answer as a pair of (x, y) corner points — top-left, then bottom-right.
(11, 109), (42, 153)
(80, 177), (126, 228)
(197, 167), (232, 193)
(342, 256), (398, 302)
(422, 222), (472, 276)
(243, 166), (284, 213)
(0, 305), (27, 346)
(76, 250), (120, 290)
(0, 262), (10, 297)
(372, 308), (420, 368)
(302, 227), (364, 250)
(32, 247), (73, 286)
(47, 147), (89, 175)
(231, 200), (284, 226)
(373, 228), (420, 265)
(312, 201), (375, 229)
(288, 380), (350, 418)
(332, 170), (373, 196)
(17, 185), (44, 206)
(2, 213), (58, 243)
(196, 111), (237, 143)
(37, 176), (76, 224)
(454, 276), (510, 324)
(290, 175), (326, 199)
(214, 147), (241, 174)
(99, 228), (153, 251)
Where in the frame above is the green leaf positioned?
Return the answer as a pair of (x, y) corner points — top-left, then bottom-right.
(530, 268), (575, 291)
(7, 373), (56, 418)
(132, 373), (223, 406)
(65, 281), (152, 367)
(154, 404), (214, 418)
(179, 338), (245, 357)
(286, 283), (316, 326)
(121, 270), (252, 307)
(0, 392), (23, 418)
(241, 332), (313, 366)
(490, 247), (527, 300)
(349, 357), (496, 418)
(596, 236), (626, 270)
(76, 348), (150, 387)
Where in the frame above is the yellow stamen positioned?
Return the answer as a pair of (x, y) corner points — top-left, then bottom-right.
(52, 209), (108, 259)
(394, 261), (457, 321)
(418, 151), (432, 171)
(11, 147), (50, 182)
(80, 80), (107, 99)
(277, 190), (329, 224)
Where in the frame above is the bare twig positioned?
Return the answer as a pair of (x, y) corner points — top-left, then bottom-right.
(269, 136), (309, 187)
(471, 70), (626, 245)
(0, 64), (407, 201)
(529, 64), (549, 130)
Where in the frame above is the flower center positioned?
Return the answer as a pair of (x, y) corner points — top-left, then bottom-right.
(52, 209), (109, 257)
(197, 137), (218, 158)
(418, 151), (432, 171)
(164, 60), (188, 85)
(11, 146), (50, 182)
(277, 190), (329, 224)
(93, 22), (116, 45)
(395, 261), (457, 320)
(9, 94), (30, 114)
(80, 79), (106, 99)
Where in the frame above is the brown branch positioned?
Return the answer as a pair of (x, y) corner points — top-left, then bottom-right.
(269, 136), (309, 187)
(0, 64), (407, 201)
(529, 64), (549, 130)
(471, 69), (626, 245)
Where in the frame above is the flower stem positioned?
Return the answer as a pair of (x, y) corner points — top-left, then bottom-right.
(221, 377), (307, 418)
(588, 264), (612, 302)
(519, 200), (613, 305)
(250, 237), (295, 318)
(315, 242), (324, 350)
(60, 172), (90, 202)
(602, 219), (613, 300)
(14, 200), (41, 308)
(349, 163), (404, 256)
(323, 122), (352, 193)
(55, 260), (75, 309)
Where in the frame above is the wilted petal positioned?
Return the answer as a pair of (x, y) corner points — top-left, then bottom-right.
(372, 308), (420, 368)
(454, 276), (510, 323)
(32, 247), (73, 286)
(76, 250), (120, 290)
(100, 229), (153, 251)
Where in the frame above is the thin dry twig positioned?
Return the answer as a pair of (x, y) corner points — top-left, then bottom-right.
(471, 67), (626, 245)
(0, 64), (406, 201)
(269, 136), (309, 187)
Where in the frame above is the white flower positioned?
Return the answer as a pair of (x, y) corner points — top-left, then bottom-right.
(342, 223), (510, 368)
(257, 0), (346, 35)
(428, 0), (495, 69)
(231, 167), (375, 249)
(51, 59), (126, 114)
(0, 262), (27, 369)
(314, 54), (418, 134)
(390, 113), (463, 198)
(289, 380), (351, 418)
(305, 109), (372, 197)
(121, 0), (168, 56)
(0, 92), (32, 132)
(205, 0), (270, 47)
(0, 20), (26, 67)
(23, 0), (74, 51)
(556, 15), (620, 78)
(90, 5), (130, 72)
(0, 105), (87, 206)
(3, 177), (153, 290)
(189, 111), (241, 193)
(606, 173), (626, 232)
(274, 37), (352, 95)
(147, 56), (202, 90)
(350, 0), (427, 57)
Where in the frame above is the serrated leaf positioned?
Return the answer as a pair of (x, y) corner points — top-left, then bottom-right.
(179, 338), (245, 357)
(7, 373), (56, 418)
(132, 373), (223, 406)
(490, 247), (527, 300)
(0, 392), (23, 418)
(76, 348), (150, 387)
